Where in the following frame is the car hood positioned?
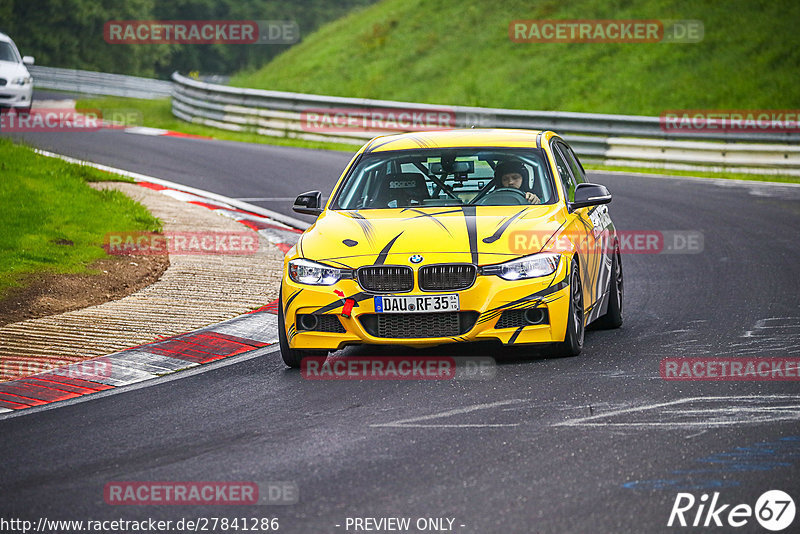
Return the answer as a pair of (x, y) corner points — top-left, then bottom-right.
(0, 60), (30, 78)
(298, 206), (567, 267)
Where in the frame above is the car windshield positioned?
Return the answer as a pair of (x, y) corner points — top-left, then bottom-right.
(0, 42), (20, 63)
(332, 148), (555, 209)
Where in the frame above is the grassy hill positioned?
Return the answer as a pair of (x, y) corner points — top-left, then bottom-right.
(230, 0), (800, 115)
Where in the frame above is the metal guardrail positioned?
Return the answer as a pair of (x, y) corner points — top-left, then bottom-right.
(170, 72), (800, 176)
(30, 66), (172, 99)
(19, 65), (799, 174)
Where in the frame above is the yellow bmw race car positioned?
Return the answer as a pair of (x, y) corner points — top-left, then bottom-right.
(279, 129), (623, 367)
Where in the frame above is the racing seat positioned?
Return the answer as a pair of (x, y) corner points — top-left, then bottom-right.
(529, 173), (546, 201)
(370, 173), (430, 207)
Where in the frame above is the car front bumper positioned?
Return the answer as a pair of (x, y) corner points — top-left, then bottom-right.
(0, 83), (33, 109)
(282, 257), (571, 351)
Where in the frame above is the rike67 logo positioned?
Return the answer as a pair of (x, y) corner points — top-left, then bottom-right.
(668, 490), (795, 531)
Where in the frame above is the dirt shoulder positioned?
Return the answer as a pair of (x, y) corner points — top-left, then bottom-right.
(0, 255), (169, 327)
(0, 182), (284, 382)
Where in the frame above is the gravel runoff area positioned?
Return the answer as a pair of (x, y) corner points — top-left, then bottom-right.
(0, 182), (285, 382)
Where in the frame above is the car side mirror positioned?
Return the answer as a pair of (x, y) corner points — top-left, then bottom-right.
(293, 191), (323, 216)
(569, 183), (612, 211)
(22, 56), (35, 66)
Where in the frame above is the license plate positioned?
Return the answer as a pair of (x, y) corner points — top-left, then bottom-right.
(374, 294), (460, 313)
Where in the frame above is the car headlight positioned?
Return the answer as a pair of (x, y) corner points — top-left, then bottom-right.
(482, 253), (560, 281)
(288, 258), (351, 286)
(12, 76), (32, 86)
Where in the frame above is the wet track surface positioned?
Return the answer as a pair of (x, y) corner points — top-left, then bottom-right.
(2, 125), (800, 533)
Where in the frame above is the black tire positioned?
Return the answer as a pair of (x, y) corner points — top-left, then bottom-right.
(278, 287), (327, 368)
(552, 260), (584, 357)
(594, 249), (623, 329)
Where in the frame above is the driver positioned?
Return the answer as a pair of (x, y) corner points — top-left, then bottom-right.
(494, 160), (541, 204)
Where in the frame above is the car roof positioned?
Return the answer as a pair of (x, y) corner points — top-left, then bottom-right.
(363, 128), (554, 153)
(0, 33), (12, 43)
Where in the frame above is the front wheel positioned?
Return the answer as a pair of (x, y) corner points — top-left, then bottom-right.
(552, 260), (584, 357)
(278, 287), (327, 368)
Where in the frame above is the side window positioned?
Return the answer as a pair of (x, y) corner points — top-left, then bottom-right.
(551, 143), (576, 202)
(559, 142), (586, 185)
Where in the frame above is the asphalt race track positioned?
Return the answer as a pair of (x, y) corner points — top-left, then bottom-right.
(5, 91), (350, 225)
(2, 124), (800, 533)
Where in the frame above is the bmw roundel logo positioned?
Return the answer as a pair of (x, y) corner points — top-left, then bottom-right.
(410, 255), (423, 264)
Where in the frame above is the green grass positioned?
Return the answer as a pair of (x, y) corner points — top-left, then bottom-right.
(584, 163), (800, 184)
(231, 0), (800, 115)
(0, 138), (162, 298)
(76, 97), (359, 152)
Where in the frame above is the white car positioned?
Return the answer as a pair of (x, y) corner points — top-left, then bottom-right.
(0, 32), (34, 113)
